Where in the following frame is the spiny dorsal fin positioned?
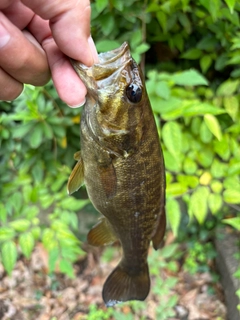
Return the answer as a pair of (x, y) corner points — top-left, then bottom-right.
(87, 217), (117, 247)
(67, 152), (84, 195)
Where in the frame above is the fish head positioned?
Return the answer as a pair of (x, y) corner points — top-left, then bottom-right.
(71, 42), (146, 135)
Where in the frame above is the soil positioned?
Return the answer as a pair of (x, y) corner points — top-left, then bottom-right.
(0, 235), (227, 320)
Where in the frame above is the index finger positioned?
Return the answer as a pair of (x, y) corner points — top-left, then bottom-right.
(22, 0), (98, 66)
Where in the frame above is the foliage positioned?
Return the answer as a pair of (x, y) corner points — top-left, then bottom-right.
(0, 85), (88, 275)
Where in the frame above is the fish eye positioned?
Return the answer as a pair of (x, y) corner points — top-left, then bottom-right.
(126, 83), (142, 103)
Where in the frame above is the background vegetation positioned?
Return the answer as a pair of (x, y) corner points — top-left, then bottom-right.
(0, 0), (240, 316)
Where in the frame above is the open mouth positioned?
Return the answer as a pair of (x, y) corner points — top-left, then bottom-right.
(71, 42), (132, 85)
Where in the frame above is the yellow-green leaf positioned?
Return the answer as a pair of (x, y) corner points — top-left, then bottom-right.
(204, 114), (222, 141)
(1, 241), (17, 275)
(166, 198), (181, 236)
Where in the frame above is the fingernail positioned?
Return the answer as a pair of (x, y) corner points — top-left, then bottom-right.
(0, 23), (10, 48)
(88, 36), (99, 64)
(68, 98), (86, 108)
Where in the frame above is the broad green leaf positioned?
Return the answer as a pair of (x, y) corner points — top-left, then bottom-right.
(166, 198), (181, 236)
(19, 232), (35, 259)
(95, 0), (108, 13)
(59, 259), (74, 278)
(200, 121), (212, 143)
(12, 122), (34, 139)
(156, 11), (167, 33)
(204, 114), (222, 141)
(213, 134), (230, 161)
(210, 180), (223, 193)
(211, 159), (228, 178)
(166, 182), (188, 197)
(223, 189), (240, 204)
(96, 40), (121, 52)
(134, 43), (150, 55)
(1, 241), (17, 275)
(29, 124), (43, 148)
(208, 193), (222, 214)
(216, 79), (239, 96)
(224, 0), (236, 14)
(31, 227), (41, 240)
(183, 157), (198, 175)
(222, 217), (240, 231)
(181, 48), (202, 60)
(223, 96), (239, 121)
(155, 81), (170, 100)
(181, 102), (224, 117)
(0, 227), (15, 241)
(200, 55), (212, 73)
(49, 248), (59, 273)
(177, 174), (199, 189)
(9, 219), (30, 232)
(189, 186), (209, 223)
(172, 70), (208, 86)
(162, 121), (182, 157)
(42, 228), (57, 250)
(163, 150), (182, 172)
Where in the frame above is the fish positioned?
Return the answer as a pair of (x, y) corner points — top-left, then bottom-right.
(67, 42), (166, 307)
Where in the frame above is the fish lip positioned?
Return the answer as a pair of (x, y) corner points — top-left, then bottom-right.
(70, 42), (132, 85)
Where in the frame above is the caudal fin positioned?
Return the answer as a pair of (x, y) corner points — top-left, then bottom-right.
(102, 261), (150, 307)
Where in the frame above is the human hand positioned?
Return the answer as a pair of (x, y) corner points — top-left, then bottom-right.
(0, 0), (98, 106)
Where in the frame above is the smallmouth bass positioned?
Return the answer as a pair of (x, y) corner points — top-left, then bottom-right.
(67, 42), (166, 307)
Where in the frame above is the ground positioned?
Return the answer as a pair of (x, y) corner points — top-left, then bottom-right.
(0, 233), (227, 320)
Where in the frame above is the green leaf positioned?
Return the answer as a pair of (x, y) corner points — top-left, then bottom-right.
(224, 0), (236, 14)
(172, 70), (208, 86)
(222, 217), (240, 231)
(0, 227), (16, 241)
(59, 259), (74, 278)
(200, 55), (212, 73)
(134, 43), (150, 55)
(1, 241), (17, 275)
(162, 121), (182, 158)
(96, 40), (121, 52)
(163, 150), (182, 172)
(49, 248), (59, 273)
(19, 232), (35, 259)
(204, 114), (222, 141)
(29, 123), (43, 148)
(181, 48), (202, 60)
(216, 79), (239, 96)
(166, 183), (188, 197)
(223, 96), (239, 121)
(95, 0), (108, 13)
(155, 81), (170, 100)
(223, 189), (240, 204)
(9, 219), (31, 232)
(183, 157), (198, 175)
(189, 186), (209, 223)
(166, 198), (181, 236)
(156, 11), (167, 33)
(208, 193), (222, 214)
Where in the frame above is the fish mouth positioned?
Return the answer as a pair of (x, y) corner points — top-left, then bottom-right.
(71, 42), (132, 90)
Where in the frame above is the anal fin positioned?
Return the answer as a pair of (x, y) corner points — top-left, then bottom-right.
(87, 217), (117, 247)
(67, 151), (84, 195)
(152, 207), (166, 250)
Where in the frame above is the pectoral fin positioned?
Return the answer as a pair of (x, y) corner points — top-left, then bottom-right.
(67, 152), (84, 195)
(152, 207), (166, 250)
(87, 217), (117, 247)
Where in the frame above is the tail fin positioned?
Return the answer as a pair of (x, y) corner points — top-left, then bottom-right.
(102, 261), (150, 307)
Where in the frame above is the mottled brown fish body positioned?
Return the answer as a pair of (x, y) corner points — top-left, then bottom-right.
(68, 43), (166, 307)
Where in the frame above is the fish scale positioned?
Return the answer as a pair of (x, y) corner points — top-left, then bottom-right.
(67, 42), (166, 306)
